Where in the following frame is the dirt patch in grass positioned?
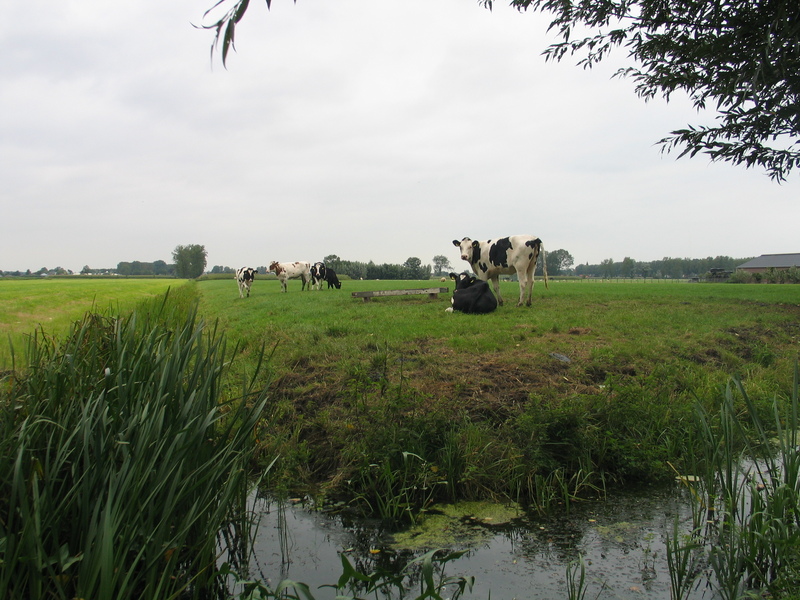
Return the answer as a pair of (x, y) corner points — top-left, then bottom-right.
(266, 335), (611, 425)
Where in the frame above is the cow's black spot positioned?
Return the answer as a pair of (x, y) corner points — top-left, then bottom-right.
(478, 262), (489, 273)
(525, 238), (542, 250)
(470, 242), (481, 265)
(489, 237), (512, 267)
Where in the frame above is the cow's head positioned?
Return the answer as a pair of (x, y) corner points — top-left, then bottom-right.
(450, 272), (477, 290)
(269, 261), (282, 275)
(452, 238), (480, 264)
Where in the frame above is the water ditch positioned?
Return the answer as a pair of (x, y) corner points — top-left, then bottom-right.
(243, 483), (718, 599)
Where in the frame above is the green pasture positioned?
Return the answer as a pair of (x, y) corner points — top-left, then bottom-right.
(4, 276), (800, 503)
(197, 276), (799, 384)
(0, 278), (178, 368)
(194, 277), (800, 507)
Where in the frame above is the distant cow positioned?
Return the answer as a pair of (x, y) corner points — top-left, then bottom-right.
(310, 262), (327, 290)
(269, 261), (312, 292)
(453, 235), (549, 307)
(235, 267), (256, 298)
(446, 272), (497, 314)
(324, 268), (342, 289)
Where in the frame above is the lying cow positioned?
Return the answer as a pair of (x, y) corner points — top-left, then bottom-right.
(446, 272), (497, 314)
(324, 268), (342, 289)
(452, 235), (549, 307)
(235, 267), (256, 298)
(269, 261), (312, 292)
(310, 262), (327, 290)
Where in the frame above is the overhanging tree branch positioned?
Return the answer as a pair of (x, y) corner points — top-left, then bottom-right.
(485, 0), (800, 181)
(203, 0), (800, 180)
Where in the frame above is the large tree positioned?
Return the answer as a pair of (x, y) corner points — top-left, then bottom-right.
(545, 248), (574, 275)
(432, 254), (453, 276)
(202, 0), (799, 181)
(485, 0), (800, 181)
(172, 244), (208, 279)
(403, 256), (431, 279)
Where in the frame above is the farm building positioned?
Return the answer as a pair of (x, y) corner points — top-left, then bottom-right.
(736, 253), (800, 274)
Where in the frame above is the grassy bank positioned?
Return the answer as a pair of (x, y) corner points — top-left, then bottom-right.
(0, 278), (177, 369)
(195, 278), (800, 518)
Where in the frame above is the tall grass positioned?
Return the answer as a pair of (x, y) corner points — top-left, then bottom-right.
(0, 288), (269, 600)
(669, 363), (800, 599)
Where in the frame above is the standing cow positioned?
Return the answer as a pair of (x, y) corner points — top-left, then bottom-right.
(446, 272), (497, 314)
(310, 262), (327, 290)
(269, 261), (312, 292)
(324, 268), (342, 289)
(452, 236), (549, 306)
(235, 267), (257, 298)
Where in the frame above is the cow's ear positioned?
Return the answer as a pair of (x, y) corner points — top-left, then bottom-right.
(449, 272), (457, 280)
(452, 240), (460, 247)
(471, 240), (480, 248)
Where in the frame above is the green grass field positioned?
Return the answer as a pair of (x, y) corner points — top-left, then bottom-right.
(0, 278), (179, 368)
(192, 277), (800, 506)
(4, 276), (800, 597)
(4, 276), (799, 505)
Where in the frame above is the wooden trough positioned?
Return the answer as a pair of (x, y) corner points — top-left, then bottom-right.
(351, 287), (449, 302)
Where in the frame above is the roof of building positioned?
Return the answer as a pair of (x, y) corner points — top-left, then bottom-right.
(737, 254), (800, 269)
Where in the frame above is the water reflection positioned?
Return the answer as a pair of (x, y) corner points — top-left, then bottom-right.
(248, 484), (711, 599)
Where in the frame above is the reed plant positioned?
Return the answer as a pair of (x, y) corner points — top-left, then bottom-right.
(226, 549), (474, 600)
(665, 517), (701, 600)
(565, 554), (589, 600)
(669, 363), (800, 599)
(0, 290), (269, 600)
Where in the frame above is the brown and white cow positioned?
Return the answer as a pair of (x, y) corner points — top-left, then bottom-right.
(269, 261), (312, 292)
(452, 236), (549, 306)
(235, 267), (256, 298)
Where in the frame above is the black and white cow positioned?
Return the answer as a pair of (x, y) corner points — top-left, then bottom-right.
(235, 267), (256, 298)
(269, 261), (312, 292)
(310, 262), (327, 290)
(452, 235), (549, 307)
(446, 272), (497, 314)
(324, 268), (342, 289)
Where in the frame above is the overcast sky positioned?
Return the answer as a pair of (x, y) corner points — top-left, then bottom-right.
(2, 0), (798, 273)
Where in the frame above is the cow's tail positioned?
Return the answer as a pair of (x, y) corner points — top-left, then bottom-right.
(538, 239), (549, 290)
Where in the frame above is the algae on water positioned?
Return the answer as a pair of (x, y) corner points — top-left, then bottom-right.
(391, 501), (523, 551)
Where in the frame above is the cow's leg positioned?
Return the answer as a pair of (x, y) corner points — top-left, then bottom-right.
(521, 260), (536, 306)
(516, 273), (527, 307)
(490, 276), (503, 306)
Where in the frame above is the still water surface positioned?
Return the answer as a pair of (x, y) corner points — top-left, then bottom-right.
(247, 484), (713, 599)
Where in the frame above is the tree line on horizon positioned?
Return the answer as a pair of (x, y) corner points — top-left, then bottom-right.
(0, 247), (753, 281)
(574, 255), (754, 279)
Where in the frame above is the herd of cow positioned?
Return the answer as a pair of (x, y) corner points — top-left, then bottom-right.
(234, 261), (339, 298)
(234, 235), (549, 315)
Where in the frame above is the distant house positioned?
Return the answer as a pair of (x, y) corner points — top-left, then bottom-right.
(736, 253), (800, 274)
